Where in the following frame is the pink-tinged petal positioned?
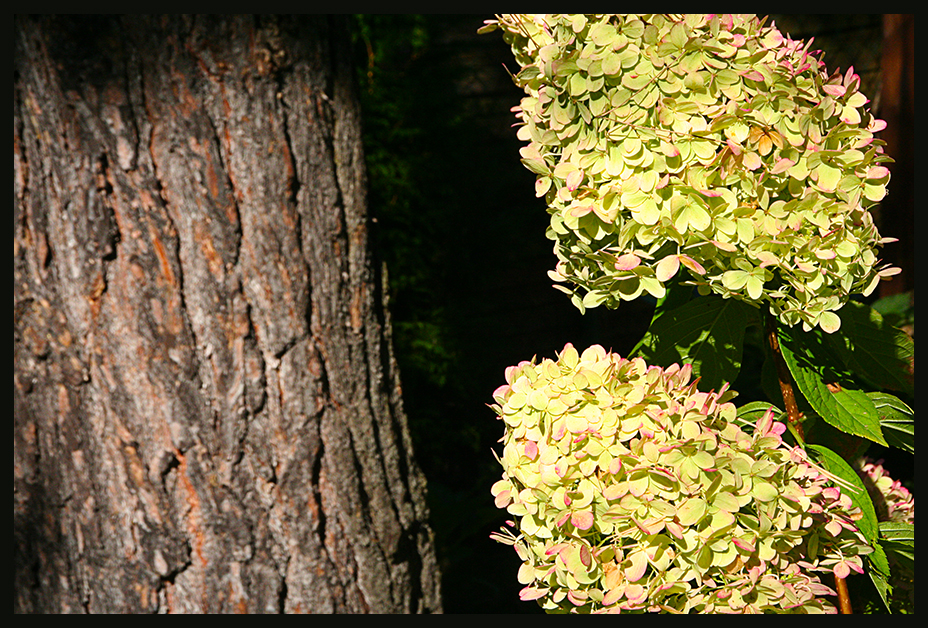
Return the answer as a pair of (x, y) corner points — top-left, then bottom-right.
(579, 545), (593, 569)
(824, 519), (843, 537)
(609, 457), (623, 475)
(524, 440), (538, 461)
(603, 482), (625, 501)
(878, 266), (902, 277)
(664, 521), (684, 540)
(770, 157), (795, 174)
(840, 106), (861, 125)
(844, 65), (859, 86)
(614, 253), (641, 271)
(656, 255), (680, 282)
(678, 255), (706, 275)
(733, 537), (755, 553)
(492, 384), (510, 401)
(833, 561), (850, 579)
(697, 188), (723, 197)
(571, 510), (595, 530)
(711, 239), (737, 252)
(569, 204), (593, 217)
(866, 165), (890, 180)
(742, 151), (762, 170)
(660, 142), (680, 157)
(822, 83), (846, 98)
(519, 587), (548, 601)
(756, 407), (774, 435)
(635, 517), (664, 535)
(624, 550), (649, 582)
(808, 582), (837, 597)
(726, 138), (742, 155)
(789, 447), (807, 463)
(741, 69), (764, 82)
(868, 118), (887, 132)
(624, 583), (646, 604)
(494, 490), (511, 509)
(566, 169), (584, 191)
(602, 585), (626, 607)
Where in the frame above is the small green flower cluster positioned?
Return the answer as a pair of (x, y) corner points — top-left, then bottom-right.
(486, 14), (898, 332)
(859, 458), (915, 613)
(490, 343), (871, 613)
(860, 459), (914, 525)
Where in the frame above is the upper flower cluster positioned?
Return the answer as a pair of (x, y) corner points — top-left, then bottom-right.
(487, 14), (898, 332)
(490, 343), (872, 613)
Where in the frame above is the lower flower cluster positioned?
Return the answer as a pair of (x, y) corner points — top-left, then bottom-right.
(490, 343), (872, 613)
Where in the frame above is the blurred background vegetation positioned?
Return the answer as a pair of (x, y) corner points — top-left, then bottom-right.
(349, 15), (913, 613)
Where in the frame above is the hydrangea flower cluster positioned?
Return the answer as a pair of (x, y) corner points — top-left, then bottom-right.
(486, 14), (898, 332)
(490, 343), (872, 613)
(860, 459), (915, 525)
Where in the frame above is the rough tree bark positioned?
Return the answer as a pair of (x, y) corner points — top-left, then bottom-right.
(14, 14), (442, 613)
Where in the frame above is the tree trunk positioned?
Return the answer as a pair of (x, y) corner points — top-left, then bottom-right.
(13, 14), (441, 613)
(877, 14), (914, 297)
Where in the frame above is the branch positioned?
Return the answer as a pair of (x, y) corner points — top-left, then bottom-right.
(765, 314), (853, 614)
(764, 315), (804, 441)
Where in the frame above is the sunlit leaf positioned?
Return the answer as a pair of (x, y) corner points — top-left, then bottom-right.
(778, 326), (886, 446)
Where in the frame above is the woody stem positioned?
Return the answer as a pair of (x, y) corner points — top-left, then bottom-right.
(765, 315), (852, 614)
(764, 315), (804, 441)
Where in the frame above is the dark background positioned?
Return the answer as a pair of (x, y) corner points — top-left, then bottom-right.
(349, 15), (913, 613)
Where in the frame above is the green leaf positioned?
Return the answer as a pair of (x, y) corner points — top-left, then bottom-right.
(736, 401), (784, 424)
(870, 290), (913, 325)
(778, 326), (887, 446)
(867, 392), (914, 454)
(647, 272), (694, 324)
(879, 521), (914, 544)
(633, 295), (755, 392)
(807, 444), (878, 544)
(867, 541), (893, 613)
(825, 301), (914, 396)
(879, 522), (914, 572)
(868, 538), (891, 579)
(880, 521), (915, 549)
